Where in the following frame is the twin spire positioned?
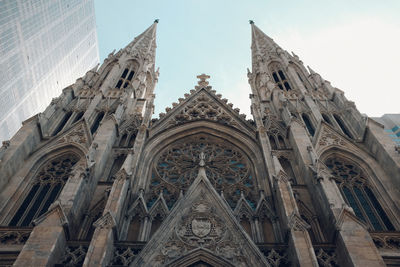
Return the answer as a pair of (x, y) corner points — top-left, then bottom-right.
(122, 19), (280, 66)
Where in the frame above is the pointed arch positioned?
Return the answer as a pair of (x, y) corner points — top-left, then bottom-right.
(278, 156), (296, 184)
(167, 248), (235, 267)
(136, 121), (268, 212)
(96, 58), (118, 89)
(256, 197), (278, 243)
(320, 148), (398, 231)
(108, 153), (127, 181)
(269, 135), (277, 149)
(90, 111), (105, 134)
(269, 62), (291, 91)
(8, 151), (81, 226)
(333, 114), (353, 139)
(296, 199), (325, 243)
(0, 143), (86, 226)
(52, 111), (73, 136)
(115, 59), (139, 89)
(302, 113), (315, 136)
(321, 113), (332, 125)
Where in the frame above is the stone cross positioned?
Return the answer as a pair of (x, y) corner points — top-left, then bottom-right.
(197, 74), (210, 88)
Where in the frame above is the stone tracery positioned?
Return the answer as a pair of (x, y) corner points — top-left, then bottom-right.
(9, 154), (79, 226)
(147, 134), (257, 210)
(326, 158), (394, 231)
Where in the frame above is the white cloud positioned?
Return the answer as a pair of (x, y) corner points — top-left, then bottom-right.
(273, 16), (400, 117)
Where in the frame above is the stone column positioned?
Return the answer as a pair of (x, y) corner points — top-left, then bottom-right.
(288, 119), (386, 266)
(83, 169), (130, 266)
(273, 156), (318, 267)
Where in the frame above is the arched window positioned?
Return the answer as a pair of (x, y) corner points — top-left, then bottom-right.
(108, 154), (127, 181)
(148, 134), (257, 210)
(119, 130), (137, 148)
(326, 158), (394, 231)
(149, 214), (163, 238)
(278, 157), (296, 184)
(269, 135), (277, 150)
(302, 114), (315, 136)
(9, 154), (79, 226)
(277, 135), (286, 149)
(333, 115), (352, 139)
(270, 63), (292, 91)
(72, 111), (84, 123)
(239, 215), (252, 237)
(322, 114), (332, 125)
(90, 111), (105, 134)
(115, 67), (135, 89)
(53, 111), (73, 136)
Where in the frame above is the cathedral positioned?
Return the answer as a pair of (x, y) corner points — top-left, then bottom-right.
(0, 20), (399, 267)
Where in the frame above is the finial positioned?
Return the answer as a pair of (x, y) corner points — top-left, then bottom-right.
(249, 20), (254, 25)
(199, 151), (205, 167)
(154, 19), (159, 23)
(196, 73), (210, 88)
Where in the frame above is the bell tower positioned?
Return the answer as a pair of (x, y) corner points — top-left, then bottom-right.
(248, 21), (400, 266)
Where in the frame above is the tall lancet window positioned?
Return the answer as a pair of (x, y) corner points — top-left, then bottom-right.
(270, 63), (291, 91)
(116, 67), (135, 89)
(333, 114), (353, 139)
(9, 154), (79, 226)
(302, 114), (315, 136)
(326, 158), (395, 231)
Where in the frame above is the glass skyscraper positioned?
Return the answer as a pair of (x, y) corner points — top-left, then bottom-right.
(0, 0), (99, 141)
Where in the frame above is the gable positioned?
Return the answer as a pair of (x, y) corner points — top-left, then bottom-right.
(45, 119), (92, 152)
(150, 85), (255, 138)
(132, 167), (269, 266)
(313, 121), (363, 156)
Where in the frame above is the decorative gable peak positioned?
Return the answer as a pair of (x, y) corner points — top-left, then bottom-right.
(52, 119), (92, 150)
(132, 166), (269, 266)
(195, 73), (211, 89)
(151, 74), (256, 136)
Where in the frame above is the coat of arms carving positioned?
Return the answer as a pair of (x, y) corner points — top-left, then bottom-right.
(191, 217), (211, 238)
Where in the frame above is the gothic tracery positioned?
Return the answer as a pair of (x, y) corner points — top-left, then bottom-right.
(148, 134), (257, 210)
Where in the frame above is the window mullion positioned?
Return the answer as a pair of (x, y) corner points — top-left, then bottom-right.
(351, 186), (374, 229)
(18, 183), (43, 226)
(32, 184), (54, 221)
(362, 186), (387, 230)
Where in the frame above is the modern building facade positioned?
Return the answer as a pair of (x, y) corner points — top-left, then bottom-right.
(0, 21), (399, 266)
(0, 0), (99, 141)
(372, 114), (400, 147)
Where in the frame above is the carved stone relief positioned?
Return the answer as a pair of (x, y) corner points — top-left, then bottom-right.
(151, 199), (247, 267)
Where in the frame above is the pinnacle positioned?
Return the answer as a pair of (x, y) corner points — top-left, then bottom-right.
(251, 23), (279, 54)
(123, 21), (158, 63)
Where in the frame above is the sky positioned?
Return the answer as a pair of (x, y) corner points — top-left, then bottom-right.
(94, 0), (400, 118)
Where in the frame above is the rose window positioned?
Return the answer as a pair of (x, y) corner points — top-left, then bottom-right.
(148, 135), (256, 209)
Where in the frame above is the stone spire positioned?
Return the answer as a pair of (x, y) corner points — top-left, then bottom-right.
(250, 21), (282, 72)
(123, 19), (159, 66)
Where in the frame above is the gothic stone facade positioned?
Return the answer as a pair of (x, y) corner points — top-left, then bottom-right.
(0, 21), (399, 267)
